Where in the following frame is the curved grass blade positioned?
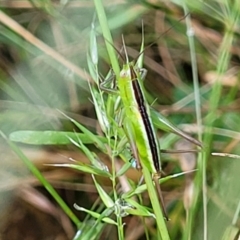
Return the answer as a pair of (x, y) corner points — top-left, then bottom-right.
(48, 163), (111, 178)
(1, 132), (81, 227)
(9, 130), (108, 145)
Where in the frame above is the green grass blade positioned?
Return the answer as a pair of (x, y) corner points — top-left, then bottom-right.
(93, 0), (120, 76)
(142, 164), (170, 240)
(1, 132), (81, 228)
(9, 130), (108, 145)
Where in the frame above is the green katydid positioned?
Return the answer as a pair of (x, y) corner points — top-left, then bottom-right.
(99, 50), (201, 221)
(97, 28), (202, 220)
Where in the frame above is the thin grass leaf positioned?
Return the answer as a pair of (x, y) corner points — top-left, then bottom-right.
(87, 52), (98, 82)
(9, 130), (108, 145)
(136, 21), (144, 69)
(122, 198), (155, 218)
(93, 0), (120, 76)
(49, 163), (111, 178)
(122, 170), (197, 198)
(0, 80), (27, 101)
(92, 175), (114, 208)
(116, 161), (133, 177)
(1, 132), (81, 227)
(221, 225), (240, 240)
(60, 111), (107, 152)
(74, 205), (117, 225)
(0, 10), (89, 81)
(75, 206), (119, 240)
(211, 152), (240, 159)
(89, 83), (110, 134)
(73, 222), (104, 240)
(141, 163), (170, 239)
(68, 136), (109, 172)
(90, 22), (98, 65)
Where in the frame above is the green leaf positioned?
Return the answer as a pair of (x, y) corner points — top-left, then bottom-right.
(89, 84), (110, 134)
(74, 204), (117, 225)
(1, 132), (81, 227)
(61, 112), (107, 152)
(221, 225), (240, 240)
(9, 130), (107, 145)
(68, 136), (109, 172)
(87, 52), (98, 82)
(116, 161), (133, 177)
(49, 163), (111, 177)
(122, 170), (197, 198)
(92, 175), (114, 208)
(123, 198), (155, 217)
(90, 22), (98, 65)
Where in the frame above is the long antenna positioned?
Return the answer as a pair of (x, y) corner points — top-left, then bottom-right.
(95, 29), (125, 63)
(135, 13), (190, 63)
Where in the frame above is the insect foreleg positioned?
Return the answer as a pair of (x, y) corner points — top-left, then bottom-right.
(139, 68), (148, 81)
(100, 70), (119, 94)
(123, 119), (142, 170)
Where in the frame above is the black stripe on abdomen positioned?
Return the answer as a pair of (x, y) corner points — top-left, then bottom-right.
(130, 67), (160, 172)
